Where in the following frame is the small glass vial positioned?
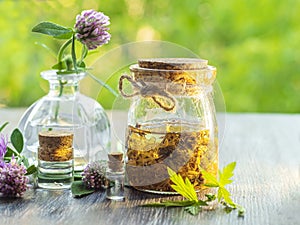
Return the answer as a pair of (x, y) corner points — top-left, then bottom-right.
(106, 152), (125, 201)
(37, 130), (74, 189)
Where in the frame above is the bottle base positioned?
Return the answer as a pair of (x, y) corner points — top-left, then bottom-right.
(106, 195), (125, 201)
(37, 181), (72, 190)
(37, 160), (73, 189)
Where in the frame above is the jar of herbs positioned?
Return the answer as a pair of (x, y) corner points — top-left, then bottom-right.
(119, 58), (218, 194)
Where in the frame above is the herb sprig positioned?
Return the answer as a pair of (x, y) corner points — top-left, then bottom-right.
(142, 168), (213, 215)
(201, 162), (245, 217)
(141, 162), (245, 217)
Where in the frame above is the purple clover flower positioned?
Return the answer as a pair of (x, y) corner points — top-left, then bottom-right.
(0, 157), (29, 197)
(82, 161), (107, 189)
(0, 134), (8, 160)
(75, 9), (111, 50)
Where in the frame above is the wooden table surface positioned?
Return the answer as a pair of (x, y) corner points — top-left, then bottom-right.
(0, 109), (299, 225)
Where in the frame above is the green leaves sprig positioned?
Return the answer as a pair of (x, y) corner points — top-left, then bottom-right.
(201, 162), (245, 217)
(141, 162), (245, 217)
(142, 168), (214, 215)
(32, 22), (82, 73)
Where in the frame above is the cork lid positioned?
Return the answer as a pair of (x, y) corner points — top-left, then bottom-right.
(39, 130), (73, 150)
(138, 58), (208, 70)
(108, 152), (124, 162)
(108, 152), (124, 172)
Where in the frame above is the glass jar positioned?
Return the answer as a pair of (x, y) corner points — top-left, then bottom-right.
(119, 58), (218, 194)
(18, 70), (111, 172)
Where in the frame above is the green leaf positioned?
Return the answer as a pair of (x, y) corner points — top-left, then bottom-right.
(217, 187), (224, 202)
(142, 200), (196, 207)
(184, 204), (201, 215)
(32, 22), (73, 39)
(202, 162), (244, 216)
(25, 165), (37, 175)
(218, 187), (235, 207)
(223, 204), (234, 214)
(168, 167), (198, 202)
(205, 194), (217, 202)
(6, 146), (21, 157)
(195, 200), (209, 207)
(221, 200), (245, 217)
(77, 61), (86, 69)
(4, 146), (13, 157)
(201, 169), (219, 188)
(55, 32), (73, 40)
(184, 177), (198, 200)
(0, 122), (9, 132)
(71, 181), (95, 198)
(52, 61), (66, 70)
(10, 129), (23, 153)
(219, 162), (236, 186)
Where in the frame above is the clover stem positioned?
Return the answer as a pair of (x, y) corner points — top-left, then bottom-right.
(55, 38), (72, 121)
(78, 44), (88, 66)
(57, 39), (72, 64)
(54, 80), (66, 121)
(71, 35), (78, 73)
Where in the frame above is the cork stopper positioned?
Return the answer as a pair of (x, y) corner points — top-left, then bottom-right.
(128, 58), (215, 88)
(138, 58), (208, 70)
(108, 152), (124, 172)
(38, 130), (74, 162)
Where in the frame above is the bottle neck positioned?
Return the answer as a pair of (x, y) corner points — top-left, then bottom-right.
(40, 70), (86, 98)
(48, 80), (79, 97)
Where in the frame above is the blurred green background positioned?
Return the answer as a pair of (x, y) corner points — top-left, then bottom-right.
(0, 0), (299, 112)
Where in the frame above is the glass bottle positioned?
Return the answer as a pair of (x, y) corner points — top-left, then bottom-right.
(119, 58), (218, 196)
(106, 151), (125, 201)
(18, 70), (111, 172)
(37, 130), (74, 189)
